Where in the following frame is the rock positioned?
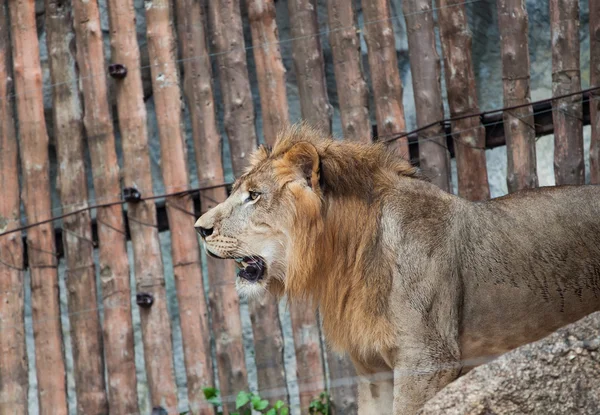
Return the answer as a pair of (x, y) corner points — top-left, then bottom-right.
(419, 312), (600, 415)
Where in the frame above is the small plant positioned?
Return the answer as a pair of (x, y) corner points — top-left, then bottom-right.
(308, 391), (331, 415)
(202, 387), (289, 415)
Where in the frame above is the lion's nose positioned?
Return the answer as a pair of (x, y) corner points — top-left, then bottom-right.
(196, 225), (213, 238)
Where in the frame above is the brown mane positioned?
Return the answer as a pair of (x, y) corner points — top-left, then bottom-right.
(251, 124), (422, 357)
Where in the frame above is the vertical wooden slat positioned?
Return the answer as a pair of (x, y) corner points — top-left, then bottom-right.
(286, 1), (331, 412)
(44, 1), (108, 413)
(498, 0), (538, 192)
(403, 0), (451, 192)
(248, 0), (289, 146)
(326, 0), (371, 142)
(174, 0), (248, 412)
(591, 0), (600, 185)
(208, 0), (258, 174)
(105, 0), (178, 409)
(246, 0), (289, 404)
(436, 0), (490, 201)
(361, 0), (408, 157)
(550, 0), (584, 185)
(71, 0), (139, 412)
(8, 0), (69, 413)
(288, 0), (333, 131)
(144, 1), (213, 414)
(0, 1), (27, 412)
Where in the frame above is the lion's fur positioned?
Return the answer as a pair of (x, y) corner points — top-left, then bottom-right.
(196, 123), (600, 414)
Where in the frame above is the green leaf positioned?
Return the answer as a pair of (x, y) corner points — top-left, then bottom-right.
(254, 399), (269, 411)
(236, 391), (251, 409)
(202, 387), (219, 400)
(274, 400), (284, 410)
(279, 407), (289, 415)
(266, 409), (277, 415)
(207, 396), (221, 406)
(251, 394), (262, 408)
(243, 409), (252, 415)
(231, 412), (239, 415)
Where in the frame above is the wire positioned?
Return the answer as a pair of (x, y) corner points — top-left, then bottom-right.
(1, 87), (596, 239)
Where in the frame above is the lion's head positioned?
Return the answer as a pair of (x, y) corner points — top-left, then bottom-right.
(195, 123), (420, 299)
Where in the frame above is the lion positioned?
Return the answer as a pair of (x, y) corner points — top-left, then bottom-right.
(195, 123), (600, 414)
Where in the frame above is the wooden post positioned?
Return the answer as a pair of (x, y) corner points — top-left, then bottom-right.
(361, 0), (408, 157)
(550, 0), (584, 185)
(589, 1), (599, 185)
(436, 0), (490, 201)
(497, 0), (538, 192)
(247, 0), (289, 146)
(326, 0), (371, 142)
(71, 0), (139, 412)
(7, 1), (69, 413)
(0, 1), (27, 412)
(144, 1), (213, 413)
(288, 0), (333, 132)
(174, 0), (248, 411)
(105, 0), (178, 409)
(403, 0), (451, 192)
(208, 0), (258, 174)
(286, 1), (331, 411)
(44, 1), (107, 413)
(246, 0), (289, 403)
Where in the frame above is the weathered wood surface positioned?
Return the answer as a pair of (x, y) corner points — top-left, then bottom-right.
(550, 0), (584, 185)
(361, 0), (408, 157)
(145, 1), (214, 413)
(208, 0), (258, 174)
(8, 0), (69, 413)
(0, 1), (27, 412)
(105, 0), (178, 408)
(72, 0), (139, 411)
(248, 0), (289, 146)
(403, 0), (451, 192)
(45, 0), (107, 413)
(436, 0), (490, 201)
(589, 0), (599, 184)
(288, 0), (333, 132)
(175, 0), (248, 412)
(498, 0), (538, 192)
(327, 0), (371, 142)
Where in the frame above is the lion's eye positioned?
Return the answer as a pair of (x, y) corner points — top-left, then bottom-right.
(247, 191), (261, 202)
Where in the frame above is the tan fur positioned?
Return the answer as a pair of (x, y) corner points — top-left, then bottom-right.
(196, 123), (600, 414)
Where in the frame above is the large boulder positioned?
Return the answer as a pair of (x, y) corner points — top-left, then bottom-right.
(420, 312), (600, 415)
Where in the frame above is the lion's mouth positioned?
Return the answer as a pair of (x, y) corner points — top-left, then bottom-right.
(234, 257), (266, 282)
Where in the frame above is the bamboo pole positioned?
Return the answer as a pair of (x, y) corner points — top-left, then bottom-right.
(288, 0), (333, 132)
(435, 0), (490, 201)
(105, 0), (178, 409)
(174, 0), (248, 412)
(247, 0), (289, 146)
(44, 1), (107, 413)
(144, 1), (213, 413)
(360, 0), (408, 157)
(590, 1), (599, 185)
(497, 0), (538, 192)
(208, 0), (258, 174)
(403, 0), (451, 192)
(7, 1), (68, 413)
(291, 308), (326, 412)
(326, 0), (371, 142)
(71, 0), (139, 412)
(245, 0), (289, 403)
(0, 1), (27, 413)
(550, 0), (584, 185)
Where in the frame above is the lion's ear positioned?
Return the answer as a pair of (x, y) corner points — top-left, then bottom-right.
(283, 142), (321, 191)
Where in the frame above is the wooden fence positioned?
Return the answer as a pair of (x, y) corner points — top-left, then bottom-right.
(0, 0), (597, 414)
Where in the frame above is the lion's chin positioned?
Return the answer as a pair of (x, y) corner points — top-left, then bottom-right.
(235, 277), (269, 300)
